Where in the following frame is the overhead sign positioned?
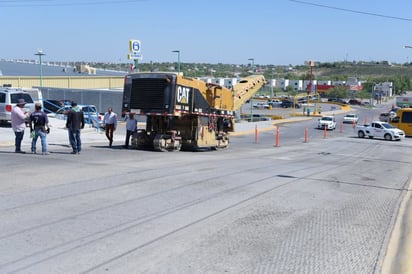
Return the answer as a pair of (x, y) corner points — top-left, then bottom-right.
(129, 40), (141, 53)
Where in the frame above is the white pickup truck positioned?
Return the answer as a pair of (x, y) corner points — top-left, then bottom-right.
(355, 121), (405, 141)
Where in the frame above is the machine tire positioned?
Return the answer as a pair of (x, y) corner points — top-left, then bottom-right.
(153, 135), (168, 152)
(153, 134), (182, 152)
(384, 134), (392, 141)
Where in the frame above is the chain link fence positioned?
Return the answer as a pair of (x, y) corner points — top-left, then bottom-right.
(37, 87), (123, 115)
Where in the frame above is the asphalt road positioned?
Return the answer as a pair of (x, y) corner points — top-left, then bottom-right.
(0, 106), (411, 273)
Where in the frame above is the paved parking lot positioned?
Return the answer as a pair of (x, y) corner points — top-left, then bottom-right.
(0, 103), (412, 273)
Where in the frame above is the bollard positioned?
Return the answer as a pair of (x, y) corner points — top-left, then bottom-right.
(352, 120), (356, 128)
(340, 122), (344, 133)
(275, 126), (280, 147)
(324, 126), (327, 139)
(304, 128), (309, 143)
(255, 124), (258, 144)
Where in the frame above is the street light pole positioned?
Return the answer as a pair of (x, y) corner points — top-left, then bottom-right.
(248, 58), (254, 122)
(34, 49), (45, 87)
(307, 60), (316, 114)
(271, 68), (274, 98)
(172, 50), (180, 74)
(248, 58), (254, 72)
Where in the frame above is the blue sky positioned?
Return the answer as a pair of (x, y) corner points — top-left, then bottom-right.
(1, 0), (412, 65)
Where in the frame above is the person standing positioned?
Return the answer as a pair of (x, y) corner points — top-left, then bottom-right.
(66, 102), (85, 154)
(29, 102), (50, 155)
(124, 112), (137, 148)
(103, 107), (117, 147)
(11, 98), (29, 153)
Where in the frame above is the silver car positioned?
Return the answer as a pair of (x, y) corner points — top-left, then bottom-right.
(52, 104), (104, 128)
(343, 114), (359, 124)
(0, 87), (35, 123)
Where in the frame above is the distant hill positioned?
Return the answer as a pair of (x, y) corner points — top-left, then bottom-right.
(312, 63), (412, 79)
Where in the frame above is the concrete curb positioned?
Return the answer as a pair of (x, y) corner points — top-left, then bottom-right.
(380, 178), (412, 274)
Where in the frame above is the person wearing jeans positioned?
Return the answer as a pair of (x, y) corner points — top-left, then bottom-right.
(31, 129), (48, 154)
(66, 102), (85, 154)
(11, 98), (29, 153)
(30, 102), (50, 155)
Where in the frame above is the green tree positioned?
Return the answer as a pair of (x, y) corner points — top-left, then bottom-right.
(328, 86), (349, 98)
(286, 85), (295, 97)
(390, 75), (411, 95)
(273, 87), (283, 96)
(358, 90), (371, 101)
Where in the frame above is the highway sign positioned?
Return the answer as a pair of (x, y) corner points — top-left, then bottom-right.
(129, 40), (141, 53)
(128, 53), (143, 60)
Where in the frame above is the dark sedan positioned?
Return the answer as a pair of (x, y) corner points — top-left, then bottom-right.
(281, 100), (301, 108)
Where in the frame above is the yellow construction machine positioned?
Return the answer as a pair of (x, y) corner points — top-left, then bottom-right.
(122, 72), (265, 151)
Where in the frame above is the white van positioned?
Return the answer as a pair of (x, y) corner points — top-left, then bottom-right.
(21, 87), (43, 104)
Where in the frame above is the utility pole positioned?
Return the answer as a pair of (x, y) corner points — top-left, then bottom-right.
(34, 49), (45, 87)
(248, 58), (255, 122)
(172, 50), (181, 74)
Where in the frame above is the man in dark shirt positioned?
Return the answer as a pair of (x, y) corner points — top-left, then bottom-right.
(30, 102), (50, 155)
(66, 102), (85, 154)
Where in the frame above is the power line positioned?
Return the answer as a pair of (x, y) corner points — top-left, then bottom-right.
(289, 0), (412, 22)
(0, 0), (146, 7)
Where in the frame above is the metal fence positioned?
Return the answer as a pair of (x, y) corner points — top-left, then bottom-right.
(37, 86), (123, 115)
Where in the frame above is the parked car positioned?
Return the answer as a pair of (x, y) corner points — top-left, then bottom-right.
(343, 114), (359, 124)
(348, 99), (362, 105)
(21, 87), (43, 104)
(328, 98), (347, 104)
(336, 98), (348, 104)
(51, 104), (104, 128)
(379, 112), (391, 122)
(253, 102), (270, 109)
(281, 100), (301, 108)
(297, 97), (308, 103)
(317, 116), (336, 130)
(0, 87), (35, 123)
(244, 114), (270, 122)
(310, 94), (320, 100)
(268, 99), (282, 107)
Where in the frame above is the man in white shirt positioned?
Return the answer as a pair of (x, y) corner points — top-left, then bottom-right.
(124, 112), (138, 149)
(103, 107), (117, 147)
(11, 98), (29, 153)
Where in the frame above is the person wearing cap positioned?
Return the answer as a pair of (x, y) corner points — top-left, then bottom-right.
(29, 102), (50, 155)
(124, 112), (138, 149)
(11, 98), (29, 153)
(66, 101), (85, 154)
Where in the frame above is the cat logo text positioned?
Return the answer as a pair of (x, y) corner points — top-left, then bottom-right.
(176, 86), (190, 104)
